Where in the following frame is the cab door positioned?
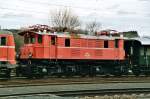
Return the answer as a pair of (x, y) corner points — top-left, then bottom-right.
(50, 35), (57, 59)
(0, 36), (7, 61)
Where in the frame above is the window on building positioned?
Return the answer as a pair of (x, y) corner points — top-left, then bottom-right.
(65, 38), (70, 47)
(104, 40), (108, 48)
(0, 37), (6, 46)
(38, 35), (42, 43)
(115, 39), (118, 48)
(51, 36), (56, 45)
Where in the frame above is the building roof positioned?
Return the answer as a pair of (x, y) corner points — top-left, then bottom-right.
(131, 36), (150, 45)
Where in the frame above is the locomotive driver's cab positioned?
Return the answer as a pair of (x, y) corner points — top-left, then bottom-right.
(0, 31), (16, 78)
(18, 29), (58, 60)
(18, 31), (37, 59)
(24, 33), (36, 44)
(23, 32), (43, 45)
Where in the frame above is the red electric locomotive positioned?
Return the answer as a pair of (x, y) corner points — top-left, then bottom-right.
(16, 25), (128, 77)
(0, 30), (16, 77)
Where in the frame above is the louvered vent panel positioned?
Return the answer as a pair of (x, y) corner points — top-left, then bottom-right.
(88, 40), (94, 47)
(81, 40), (87, 47)
(99, 40), (104, 48)
(57, 38), (64, 46)
(95, 40), (101, 48)
(71, 49), (80, 57)
(72, 40), (80, 47)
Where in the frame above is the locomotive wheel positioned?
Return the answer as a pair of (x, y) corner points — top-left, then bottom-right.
(112, 72), (122, 77)
(89, 67), (96, 77)
(132, 67), (140, 77)
(26, 66), (33, 79)
(80, 73), (87, 77)
(133, 72), (140, 77)
(104, 74), (110, 78)
(56, 66), (63, 77)
(132, 69), (140, 76)
(6, 68), (11, 78)
(33, 66), (46, 79)
(144, 72), (150, 76)
(16, 66), (22, 77)
(0, 67), (11, 78)
(64, 66), (76, 77)
(111, 66), (125, 77)
(89, 73), (96, 77)
(112, 70), (122, 77)
(56, 74), (62, 78)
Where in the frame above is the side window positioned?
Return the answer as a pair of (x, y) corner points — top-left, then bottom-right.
(24, 35), (29, 44)
(144, 47), (147, 56)
(0, 37), (6, 46)
(147, 48), (150, 55)
(115, 39), (118, 48)
(104, 40), (108, 48)
(24, 35), (36, 44)
(140, 48), (143, 55)
(30, 36), (35, 44)
(38, 35), (42, 43)
(51, 36), (56, 45)
(65, 38), (70, 47)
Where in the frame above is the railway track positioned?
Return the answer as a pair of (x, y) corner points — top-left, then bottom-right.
(1, 76), (150, 88)
(56, 88), (150, 97)
(1, 88), (150, 98)
(1, 82), (150, 98)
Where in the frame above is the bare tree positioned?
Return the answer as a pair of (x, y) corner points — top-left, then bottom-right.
(86, 20), (101, 35)
(50, 8), (80, 32)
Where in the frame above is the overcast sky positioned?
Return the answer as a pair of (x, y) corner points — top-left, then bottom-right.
(0, 0), (150, 36)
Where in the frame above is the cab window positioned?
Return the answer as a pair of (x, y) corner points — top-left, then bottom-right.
(115, 39), (118, 48)
(51, 36), (56, 45)
(24, 35), (36, 44)
(30, 36), (35, 44)
(65, 38), (70, 47)
(24, 37), (29, 44)
(104, 40), (108, 48)
(38, 35), (42, 43)
(0, 37), (6, 46)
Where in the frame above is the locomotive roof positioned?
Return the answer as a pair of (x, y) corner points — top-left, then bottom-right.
(130, 36), (150, 45)
(0, 30), (12, 35)
(19, 30), (124, 40)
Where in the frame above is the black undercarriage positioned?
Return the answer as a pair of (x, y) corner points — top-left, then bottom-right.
(16, 59), (129, 78)
(0, 62), (11, 78)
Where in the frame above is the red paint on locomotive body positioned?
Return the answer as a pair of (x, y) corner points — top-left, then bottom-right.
(0, 31), (16, 64)
(19, 31), (125, 61)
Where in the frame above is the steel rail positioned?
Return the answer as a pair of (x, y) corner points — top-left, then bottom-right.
(1, 76), (150, 88)
(0, 88), (150, 98)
